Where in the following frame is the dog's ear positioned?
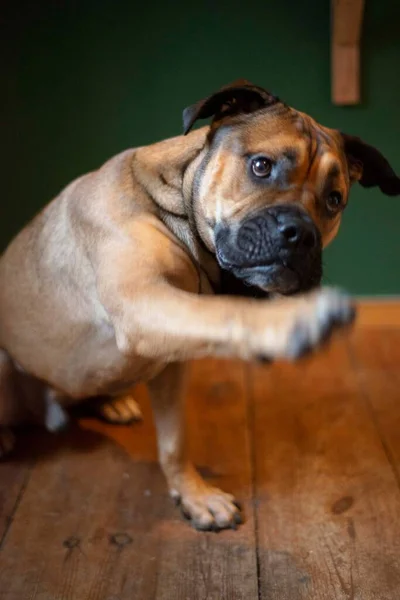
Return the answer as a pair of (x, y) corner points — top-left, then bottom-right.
(340, 133), (400, 196)
(182, 79), (279, 135)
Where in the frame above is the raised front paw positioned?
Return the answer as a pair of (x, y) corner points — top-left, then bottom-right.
(284, 287), (355, 359)
(254, 287), (356, 362)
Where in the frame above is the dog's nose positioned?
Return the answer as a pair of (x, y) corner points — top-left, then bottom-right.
(277, 215), (317, 250)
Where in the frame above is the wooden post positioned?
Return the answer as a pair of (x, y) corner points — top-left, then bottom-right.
(331, 0), (365, 105)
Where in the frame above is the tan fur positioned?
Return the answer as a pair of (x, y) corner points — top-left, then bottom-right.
(0, 108), (356, 528)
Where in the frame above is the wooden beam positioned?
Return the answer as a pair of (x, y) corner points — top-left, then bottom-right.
(331, 0), (365, 105)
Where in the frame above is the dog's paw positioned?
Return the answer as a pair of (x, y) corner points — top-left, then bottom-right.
(284, 287), (355, 359)
(98, 395), (143, 425)
(173, 484), (242, 531)
(0, 427), (15, 459)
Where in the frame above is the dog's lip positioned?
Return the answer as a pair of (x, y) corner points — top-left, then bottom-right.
(216, 250), (302, 293)
(216, 249), (275, 270)
(215, 250), (233, 270)
(216, 251), (294, 274)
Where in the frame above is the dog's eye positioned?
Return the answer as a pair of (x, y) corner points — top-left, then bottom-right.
(251, 157), (272, 178)
(326, 191), (343, 213)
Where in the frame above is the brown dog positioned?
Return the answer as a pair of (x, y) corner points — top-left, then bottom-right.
(1, 80), (399, 530)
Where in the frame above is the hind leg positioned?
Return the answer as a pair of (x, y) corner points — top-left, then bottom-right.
(0, 349), (69, 440)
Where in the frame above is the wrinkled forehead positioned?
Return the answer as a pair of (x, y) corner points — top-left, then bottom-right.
(226, 106), (350, 188)
(238, 107), (342, 156)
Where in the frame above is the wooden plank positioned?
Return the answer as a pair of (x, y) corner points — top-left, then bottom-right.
(331, 0), (365, 105)
(356, 300), (400, 327)
(0, 361), (258, 599)
(348, 327), (400, 482)
(0, 443), (34, 549)
(250, 334), (400, 599)
(0, 395), (167, 600)
(162, 359), (258, 600)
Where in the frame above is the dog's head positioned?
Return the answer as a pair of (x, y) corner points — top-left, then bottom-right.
(183, 80), (400, 294)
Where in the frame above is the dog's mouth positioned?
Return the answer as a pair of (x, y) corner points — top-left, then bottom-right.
(216, 252), (310, 294)
(214, 205), (323, 295)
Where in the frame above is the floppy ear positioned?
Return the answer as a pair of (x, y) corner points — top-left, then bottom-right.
(182, 79), (280, 135)
(340, 133), (400, 196)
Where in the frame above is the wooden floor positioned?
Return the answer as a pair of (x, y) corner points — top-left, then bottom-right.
(1, 302), (400, 599)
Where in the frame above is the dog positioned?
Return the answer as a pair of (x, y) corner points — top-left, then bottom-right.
(1, 80), (399, 531)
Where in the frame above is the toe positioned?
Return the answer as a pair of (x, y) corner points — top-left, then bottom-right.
(287, 320), (312, 359)
(124, 397), (143, 420)
(317, 289), (355, 326)
(99, 396), (142, 424)
(208, 498), (241, 530)
(113, 399), (134, 421)
(181, 501), (215, 531)
(100, 403), (121, 423)
(336, 295), (356, 325)
(219, 494), (242, 516)
(180, 490), (243, 531)
(287, 289), (356, 361)
(316, 290), (356, 340)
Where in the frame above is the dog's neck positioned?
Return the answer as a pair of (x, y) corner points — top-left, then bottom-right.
(134, 127), (221, 290)
(133, 128), (268, 298)
(134, 127), (208, 216)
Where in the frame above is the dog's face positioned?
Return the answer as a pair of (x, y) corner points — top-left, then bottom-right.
(183, 81), (400, 294)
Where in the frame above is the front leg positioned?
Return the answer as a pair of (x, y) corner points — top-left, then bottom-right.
(148, 362), (242, 531)
(95, 218), (355, 364)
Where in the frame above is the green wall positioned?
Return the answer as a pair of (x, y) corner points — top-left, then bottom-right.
(1, 0), (399, 294)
